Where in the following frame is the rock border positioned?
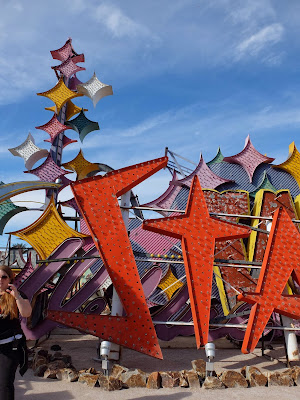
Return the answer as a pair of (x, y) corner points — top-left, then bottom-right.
(29, 350), (300, 391)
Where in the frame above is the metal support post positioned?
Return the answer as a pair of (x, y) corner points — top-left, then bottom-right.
(99, 191), (131, 371)
(205, 343), (216, 377)
(281, 315), (300, 365)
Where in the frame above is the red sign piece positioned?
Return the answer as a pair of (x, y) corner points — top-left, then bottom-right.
(143, 176), (250, 347)
(47, 157), (168, 359)
(238, 207), (300, 353)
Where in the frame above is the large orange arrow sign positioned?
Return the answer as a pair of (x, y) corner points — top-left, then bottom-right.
(48, 157), (167, 359)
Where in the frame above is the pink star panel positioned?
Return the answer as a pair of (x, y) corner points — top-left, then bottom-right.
(44, 133), (77, 148)
(238, 207), (300, 354)
(36, 114), (71, 141)
(14, 253), (35, 288)
(61, 135), (77, 148)
(52, 57), (86, 78)
(143, 176), (250, 347)
(174, 154), (231, 189)
(142, 171), (182, 216)
(130, 224), (179, 255)
(25, 154), (70, 183)
(50, 38), (73, 61)
(72, 54), (85, 64)
(59, 198), (81, 214)
(69, 75), (83, 91)
(223, 135), (275, 183)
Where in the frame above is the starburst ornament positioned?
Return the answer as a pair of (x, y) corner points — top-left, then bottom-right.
(9, 133), (48, 170)
(223, 135), (274, 183)
(77, 72), (113, 107)
(37, 76), (83, 114)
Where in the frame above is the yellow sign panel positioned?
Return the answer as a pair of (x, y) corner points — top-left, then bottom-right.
(10, 198), (87, 259)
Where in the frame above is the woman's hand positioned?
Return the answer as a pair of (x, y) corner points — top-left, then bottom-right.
(7, 284), (32, 318)
(6, 283), (20, 299)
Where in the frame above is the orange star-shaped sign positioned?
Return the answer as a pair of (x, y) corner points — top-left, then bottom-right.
(143, 176), (250, 347)
(238, 207), (300, 353)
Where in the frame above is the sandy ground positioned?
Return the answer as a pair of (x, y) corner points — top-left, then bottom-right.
(15, 330), (300, 400)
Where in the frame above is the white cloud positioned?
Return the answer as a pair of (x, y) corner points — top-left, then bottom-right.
(93, 3), (149, 38)
(0, 0), (291, 106)
(68, 0), (86, 13)
(228, 0), (276, 25)
(120, 111), (175, 137)
(12, 2), (23, 12)
(235, 23), (284, 60)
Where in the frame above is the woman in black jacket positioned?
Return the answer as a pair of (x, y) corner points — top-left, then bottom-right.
(0, 265), (32, 400)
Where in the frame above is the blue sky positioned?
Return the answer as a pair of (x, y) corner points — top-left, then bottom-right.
(1, 0), (300, 248)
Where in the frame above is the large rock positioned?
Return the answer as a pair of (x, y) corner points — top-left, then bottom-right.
(51, 351), (63, 360)
(33, 364), (48, 377)
(268, 371), (294, 387)
(182, 370), (200, 389)
(43, 360), (67, 379)
(110, 364), (129, 379)
(50, 352), (72, 365)
(146, 372), (161, 389)
(37, 349), (49, 359)
(241, 366), (267, 387)
(191, 359), (206, 380)
(121, 369), (148, 388)
(78, 372), (102, 387)
(282, 367), (300, 386)
(98, 375), (123, 391)
(56, 368), (79, 382)
(85, 367), (98, 375)
(290, 366), (300, 386)
(160, 371), (180, 388)
(172, 372), (185, 387)
(219, 370), (248, 388)
(32, 354), (48, 371)
(202, 376), (225, 390)
(179, 372), (189, 388)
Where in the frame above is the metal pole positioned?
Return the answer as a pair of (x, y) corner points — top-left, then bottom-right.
(281, 315), (300, 364)
(167, 150), (187, 177)
(8, 234), (11, 267)
(120, 206), (300, 225)
(100, 191), (131, 365)
(152, 320), (300, 331)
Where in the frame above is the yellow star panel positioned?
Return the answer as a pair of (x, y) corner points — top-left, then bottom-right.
(65, 101), (88, 121)
(37, 77), (83, 114)
(77, 164), (100, 181)
(62, 150), (99, 180)
(45, 105), (56, 113)
(158, 267), (184, 300)
(294, 193), (300, 219)
(9, 198), (87, 260)
(273, 142), (300, 186)
(45, 102), (88, 120)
